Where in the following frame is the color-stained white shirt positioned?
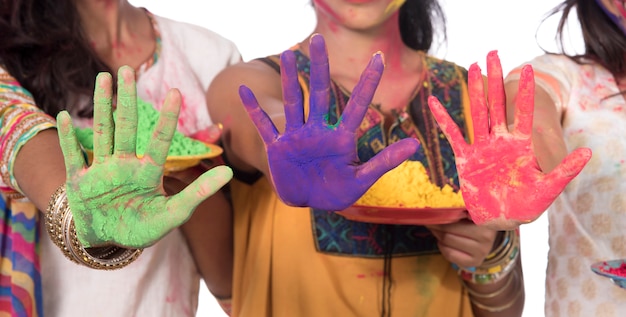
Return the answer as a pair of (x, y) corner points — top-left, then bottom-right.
(507, 54), (626, 317)
(40, 13), (240, 317)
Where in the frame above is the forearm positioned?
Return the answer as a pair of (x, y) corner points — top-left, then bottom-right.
(164, 162), (234, 299)
(180, 189), (233, 299)
(12, 129), (67, 210)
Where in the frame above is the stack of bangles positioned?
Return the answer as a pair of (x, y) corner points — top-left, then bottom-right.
(452, 229), (521, 312)
(44, 185), (143, 270)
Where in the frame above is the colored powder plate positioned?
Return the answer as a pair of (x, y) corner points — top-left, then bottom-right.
(75, 98), (222, 172)
(337, 160), (468, 225)
(591, 259), (626, 290)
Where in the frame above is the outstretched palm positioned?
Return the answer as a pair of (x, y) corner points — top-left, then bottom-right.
(239, 35), (419, 211)
(428, 51), (591, 229)
(57, 66), (232, 248)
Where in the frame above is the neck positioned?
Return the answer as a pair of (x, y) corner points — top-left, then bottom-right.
(302, 10), (417, 77)
(299, 9), (426, 112)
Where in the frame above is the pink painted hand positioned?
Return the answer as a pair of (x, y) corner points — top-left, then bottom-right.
(239, 34), (420, 211)
(427, 51), (591, 230)
(56, 66), (233, 248)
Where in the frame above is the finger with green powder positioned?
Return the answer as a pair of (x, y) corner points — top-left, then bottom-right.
(92, 72), (114, 163)
(57, 111), (87, 177)
(114, 66), (138, 156)
(144, 88), (181, 166)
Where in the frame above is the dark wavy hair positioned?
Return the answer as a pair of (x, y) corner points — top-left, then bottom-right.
(547, 0), (626, 77)
(0, 0), (112, 118)
(398, 0), (446, 51)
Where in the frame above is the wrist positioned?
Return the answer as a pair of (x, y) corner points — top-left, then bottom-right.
(44, 184), (143, 270)
(465, 269), (523, 313)
(453, 229), (520, 284)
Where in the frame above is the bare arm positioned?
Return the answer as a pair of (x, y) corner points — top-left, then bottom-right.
(12, 129), (67, 210)
(164, 161), (234, 300)
(206, 61), (286, 176)
(505, 80), (567, 173)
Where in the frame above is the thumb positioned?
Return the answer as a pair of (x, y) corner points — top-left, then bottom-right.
(356, 138), (419, 184)
(167, 165), (233, 223)
(544, 147), (592, 190)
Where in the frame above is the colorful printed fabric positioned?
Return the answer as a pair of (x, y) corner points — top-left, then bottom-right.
(0, 69), (54, 317)
(0, 197), (42, 317)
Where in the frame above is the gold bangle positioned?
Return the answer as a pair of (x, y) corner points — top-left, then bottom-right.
(45, 184), (143, 270)
(471, 291), (522, 313)
(462, 269), (517, 299)
(468, 271), (522, 312)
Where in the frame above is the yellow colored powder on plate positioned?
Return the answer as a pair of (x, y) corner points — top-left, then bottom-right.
(355, 160), (464, 208)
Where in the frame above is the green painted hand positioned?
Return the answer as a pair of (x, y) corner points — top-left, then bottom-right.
(56, 66), (233, 248)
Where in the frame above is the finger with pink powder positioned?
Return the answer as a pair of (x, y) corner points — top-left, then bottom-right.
(468, 63), (489, 144)
(486, 51), (508, 134)
(427, 95), (469, 156)
(512, 65), (535, 140)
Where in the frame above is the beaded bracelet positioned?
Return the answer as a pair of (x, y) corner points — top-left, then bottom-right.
(467, 270), (523, 312)
(453, 229), (520, 284)
(45, 185), (143, 270)
(461, 268), (517, 299)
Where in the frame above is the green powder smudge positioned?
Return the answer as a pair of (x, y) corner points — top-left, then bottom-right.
(75, 98), (211, 156)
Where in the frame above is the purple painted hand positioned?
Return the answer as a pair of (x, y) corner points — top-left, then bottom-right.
(238, 34), (420, 211)
(427, 51), (591, 230)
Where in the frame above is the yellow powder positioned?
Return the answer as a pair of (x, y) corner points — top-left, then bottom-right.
(355, 160), (465, 208)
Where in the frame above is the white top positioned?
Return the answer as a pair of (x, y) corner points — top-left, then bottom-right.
(507, 54), (626, 317)
(40, 14), (240, 317)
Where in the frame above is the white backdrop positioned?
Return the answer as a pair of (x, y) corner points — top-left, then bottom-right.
(128, 1), (584, 316)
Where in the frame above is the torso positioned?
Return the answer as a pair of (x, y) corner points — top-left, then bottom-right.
(230, 50), (474, 317)
(40, 13), (240, 316)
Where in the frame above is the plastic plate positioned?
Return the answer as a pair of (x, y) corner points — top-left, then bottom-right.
(337, 205), (468, 225)
(84, 143), (223, 173)
(591, 259), (626, 290)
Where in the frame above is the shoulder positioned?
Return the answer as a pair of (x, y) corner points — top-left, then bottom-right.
(507, 53), (606, 82)
(207, 58), (283, 113)
(527, 53), (581, 70)
(152, 14), (241, 63)
(0, 66), (35, 105)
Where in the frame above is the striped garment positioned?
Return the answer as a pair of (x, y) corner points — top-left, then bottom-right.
(0, 71), (54, 317)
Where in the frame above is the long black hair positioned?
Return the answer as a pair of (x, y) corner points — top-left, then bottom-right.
(399, 0), (447, 51)
(0, 0), (112, 118)
(547, 0), (626, 77)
